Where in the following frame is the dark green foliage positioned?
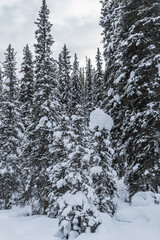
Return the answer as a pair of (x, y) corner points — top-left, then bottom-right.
(0, 45), (23, 209)
(58, 44), (72, 112)
(20, 44), (34, 128)
(122, 0), (160, 196)
(70, 54), (83, 114)
(93, 48), (104, 107)
(89, 125), (116, 214)
(85, 58), (94, 122)
(21, 0), (59, 214)
(100, 0), (160, 196)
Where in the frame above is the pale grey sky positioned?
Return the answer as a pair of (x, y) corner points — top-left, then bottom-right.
(0, 0), (103, 68)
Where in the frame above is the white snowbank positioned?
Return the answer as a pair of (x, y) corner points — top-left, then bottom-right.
(89, 108), (113, 131)
(0, 191), (160, 240)
(131, 191), (160, 206)
(0, 206), (59, 240)
(115, 206), (149, 223)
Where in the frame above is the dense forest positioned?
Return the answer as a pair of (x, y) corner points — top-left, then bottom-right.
(0, 0), (159, 239)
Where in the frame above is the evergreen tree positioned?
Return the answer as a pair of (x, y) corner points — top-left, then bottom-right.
(70, 54), (83, 114)
(100, 0), (160, 196)
(122, 0), (160, 196)
(58, 44), (72, 113)
(48, 105), (100, 239)
(0, 45), (23, 209)
(47, 114), (71, 218)
(85, 58), (94, 122)
(100, 0), (125, 177)
(93, 48), (104, 107)
(21, 0), (59, 214)
(89, 122), (116, 214)
(0, 67), (2, 104)
(0, 67), (2, 92)
(20, 44), (34, 128)
(0, 67), (3, 133)
(79, 67), (85, 87)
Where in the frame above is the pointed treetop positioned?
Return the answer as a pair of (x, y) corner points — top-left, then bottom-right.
(96, 48), (103, 73)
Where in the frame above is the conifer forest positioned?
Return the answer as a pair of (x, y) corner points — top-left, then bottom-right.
(0, 1), (160, 240)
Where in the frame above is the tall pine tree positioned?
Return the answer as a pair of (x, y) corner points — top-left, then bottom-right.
(58, 44), (72, 114)
(70, 54), (83, 114)
(93, 48), (104, 108)
(0, 45), (23, 209)
(89, 116), (116, 214)
(85, 58), (94, 122)
(21, 0), (59, 214)
(19, 44), (34, 128)
(100, 0), (160, 196)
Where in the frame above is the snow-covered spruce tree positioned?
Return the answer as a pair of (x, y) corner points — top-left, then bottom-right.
(100, 0), (160, 196)
(93, 48), (104, 108)
(100, 0), (126, 177)
(85, 58), (94, 122)
(0, 44), (23, 209)
(70, 54), (83, 114)
(0, 67), (2, 89)
(58, 44), (72, 114)
(121, 0), (160, 196)
(21, 0), (59, 214)
(89, 109), (116, 214)
(19, 44), (34, 128)
(47, 114), (71, 218)
(79, 67), (85, 87)
(0, 67), (3, 128)
(0, 67), (2, 103)
(48, 105), (101, 239)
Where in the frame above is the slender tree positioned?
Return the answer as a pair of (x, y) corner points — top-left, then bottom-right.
(58, 44), (72, 113)
(85, 58), (94, 122)
(70, 54), (83, 114)
(21, 0), (59, 214)
(93, 48), (104, 108)
(0, 45), (23, 209)
(0, 67), (2, 105)
(89, 124), (116, 214)
(19, 44), (34, 128)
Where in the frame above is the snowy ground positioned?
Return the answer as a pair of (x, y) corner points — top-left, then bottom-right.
(0, 191), (160, 240)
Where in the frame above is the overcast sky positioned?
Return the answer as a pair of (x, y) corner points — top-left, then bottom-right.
(0, 0), (103, 68)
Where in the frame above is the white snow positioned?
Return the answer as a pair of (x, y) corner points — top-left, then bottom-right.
(128, 71), (135, 83)
(157, 63), (160, 77)
(35, 116), (52, 130)
(90, 166), (102, 176)
(61, 191), (90, 208)
(131, 191), (160, 206)
(115, 206), (149, 223)
(115, 73), (125, 84)
(89, 108), (113, 131)
(0, 191), (160, 240)
(108, 87), (113, 96)
(53, 131), (62, 139)
(76, 191), (160, 240)
(56, 179), (66, 189)
(114, 94), (120, 102)
(0, 206), (60, 240)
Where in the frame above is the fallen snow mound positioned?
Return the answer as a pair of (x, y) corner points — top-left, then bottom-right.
(115, 206), (149, 223)
(89, 108), (113, 131)
(131, 191), (160, 206)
